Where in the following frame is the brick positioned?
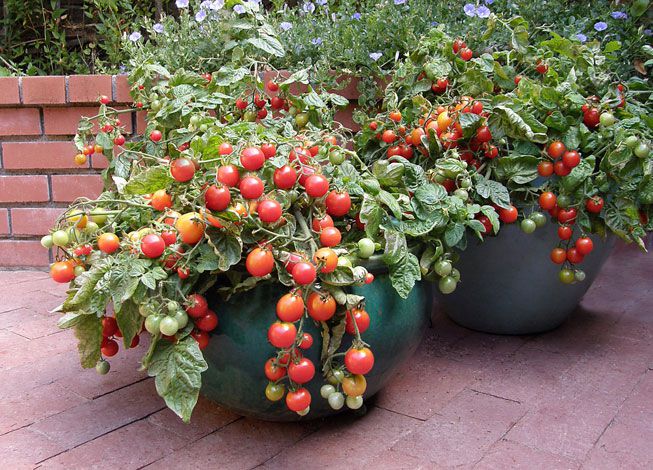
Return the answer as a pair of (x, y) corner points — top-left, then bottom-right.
(22, 76), (66, 104)
(391, 390), (526, 467)
(0, 427), (65, 468)
(91, 153), (109, 169)
(0, 77), (21, 104)
(335, 103), (359, 131)
(0, 108), (41, 136)
(43, 106), (99, 135)
(2, 141), (83, 169)
(0, 240), (50, 267)
(11, 207), (63, 236)
(0, 208), (9, 235)
(30, 379), (165, 449)
(476, 439), (580, 470)
(39, 420), (188, 469)
(67, 75), (112, 103)
(114, 74), (133, 102)
(0, 286), (62, 315)
(1, 330), (77, 372)
(51, 174), (104, 202)
(0, 175), (49, 203)
(136, 110), (147, 134)
(583, 420), (653, 470)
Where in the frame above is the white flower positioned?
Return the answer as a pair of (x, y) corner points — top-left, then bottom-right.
(209, 0), (224, 10)
(195, 10), (207, 22)
(152, 23), (164, 33)
(280, 21), (293, 31)
(175, 0), (189, 8)
(369, 52), (382, 61)
(129, 31), (142, 42)
(234, 5), (246, 14)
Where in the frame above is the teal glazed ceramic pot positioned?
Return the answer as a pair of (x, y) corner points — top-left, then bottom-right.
(201, 272), (429, 421)
(438, 224), (615, 335)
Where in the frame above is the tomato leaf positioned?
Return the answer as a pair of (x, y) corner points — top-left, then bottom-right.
(147, 336), (207, 423)
(474, 175), (511, 208)
(115, 300), (142, 348)
(73, 314), (103, 369)
(388, 252), (421, 299)
(205, 228), (243, 271)
(123, 167), (173, 195)
(495, 155), (540, 185)
(63, 258), (113, 312)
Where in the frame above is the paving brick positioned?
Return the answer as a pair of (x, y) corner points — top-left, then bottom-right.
(0, 240), (51, 267)
(10, 207), (64, 236)
(476, 439), (580, 470)
(583, 419), (653, 469)
(6, 309), (62, 338)
(0, 284), (62, 313)
(67, 75), (112, 103)
(263, 407), (421, 468)
(0, 208), (9, 235)
(43, 107), (100, 135)
(2, 141), (82, 170)
(39, 419), (188, 469)
(0, 175), (49, 203)
(51, 174), (104, 202)
(0, 382), (87, 434)
(334, 103), (358, 131)
(150, 418), (319, 469)
(0, 77), (21, 104)
(0, 427), (66, 468)
(1, 330), (77, 371)
(30, 379), (165, 449)
(22, 76), (66, 104)
(114, 74), (133, 103)
(136, 110), (147, 134)
(0, 108), (41, 136)
(391, 389), (526, 467)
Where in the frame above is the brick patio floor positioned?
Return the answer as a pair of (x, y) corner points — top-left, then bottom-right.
(1, 243), (651, 469)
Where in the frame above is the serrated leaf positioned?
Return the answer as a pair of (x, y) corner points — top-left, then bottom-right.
(115, 300), (142, 348)
(206, 228), (243, 271)
(63, 259), (112, 312)
(474, 175), (511, 208)
(388, 252), (421, 299)
(73, 314), (102, 368)
(124, 167), (173, 195)
(148, 337), (207, 423)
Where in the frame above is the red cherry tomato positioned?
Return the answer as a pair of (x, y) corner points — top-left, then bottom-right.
(498, 205), (518, 224)
(170, 158), (195, 182)
(239, 175), (264, 200)
(276, 292), (305, 322)
(345, 308), (370, 335)
(267, 322), (297, 349)
(344, 347), (375, 375)
(292, 262), (316, 285)
(304, 174), (330, 198)
(185, 294), (208, 318)
(286, 388), (311, 412)
(325, 191), (351, 217)
(195, 309), (218, 332)
(288, 358), (315, 384)
(246, 247), (275, 277)
(205, 185), (231, 212)
(575, 237), (594, 255)
(273, 165), (297, 189)
(141, 234), (166, 258)
(585, 196), (604, 214)
(319, 226), (341, 247)
(240, 147), (265, 171)
(102, 316), (118, 337)
(257, 199), (283, 223)
(217, 165), (240, 187)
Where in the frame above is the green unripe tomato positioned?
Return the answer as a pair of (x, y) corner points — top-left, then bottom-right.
(520, 218), (537, 234)
(450, 268), (460, 282)
(434, 171), (447, 183)
(327, 369), (344, 385)
(85, 221), (99, 233)
(574, 270), (586, 282)
(357, 238), (375, 258)
(624, 135), (639, 149)
(296, 406), (310, 416)
(52, 230), (70, 247)
(159, 316), (179, 336)
(337, 256), (353, 268)
(328, 392), (345, 410)
(189, 115), (201, 126)
(556, 195), (571, 209)
(139, 304), (152, 318)
(151, 100), (162, 112)
(459, 178), (472, 189)
(167, 301), (179, 313)
(73, 265), (85, 276)
(90, 208), (108, 226)
(243, 111), (257, 122)
(288, 106), (298, 116)
(41, 235), (54, 249)
(329, 150), (345, 165)
(346, 395), (364, 410)
(320, 384), (336, 399)
(95, 359), (110, 375)
(559, 269), (575, 284)
(144, 314), (162, 334)
(530, 211), (547, 228)
(173, 310), (189, 329)
(439, 276), (457, 294)
(434, 260), (452, 277)
(295, 112), (309, 128)
(453, 189), (469, 201)
(265, 383), (285, 402)
(199, 124), (208, 132)
(599, 112), (616, 127)
(634, 143), (650, 159)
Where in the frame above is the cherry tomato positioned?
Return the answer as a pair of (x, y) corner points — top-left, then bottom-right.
(240, 147), (265, 171)
(498, 205), (518, 224)
(554, 160), (572, 176)
(257, 199), (282, 223)
(286, 388), (311, 412)
(205, 185), (231, 212)
(101, 338), (119, 357)
(195, 309), (218, 332)
(312, 214), (334, 232)
(583, 108), (600, 129)
(114, 135), (126, 146)
(575, 237), (594, 255)
(98, 233), (120, 254)
(177, 267), (189, 279)
(452, 38), (465, 53)
(547, 141), (566, 159)
(292, 262), (317, 285)
(381, 130), (397, 144)
(50, 261), (75, 283)
(325, 191), (351, 217)
(276, 292), (305, 322)
(484, 145), (498, 159)
(185, 294), (208, 318)
(304, 174), (330, 198)
(175, 212), (205, 244)
(246, 247), (275, 277)
(562, 150), (581, 169)
(151, 189), (173, 211)
(342, 374), (367, 397)
(459, 47), (473, 61)
(191, 329), (210, 350)
(535, 60), (548, 74)
(319, 226), (341, 247)
(307, 291), (336, 321)
(265, 358), (286, 381)
(261, 143), (276, 159)
(288, 358), (315, 384)
(101, 316), (118, 337)
(170, 158), (195, 182)
(566, 247), (584, 264)
(141, 234), (166, 258)
(585, 196), (604, 214)
(149, 130), (162, 142)
(299, 332), (313, 350)
(550, 248), (566, 264)
(476, 215), (493, 234)
(267, 321), (297, 349)
(239, 175), (264, 199)
(538, 160), (554, 177)
(218, 142), (233, 155)
(558, 225), (573, 240)
(314, 247), (338, 273)
(557, 208), (577, 224)
(273, 165), (297, 189)
(514, 75), (522, 85)
(217, 164), (240, 187)
(345, 347), (375, 375)
(475, 126), (492, 143)
(345, 308), (370, 335)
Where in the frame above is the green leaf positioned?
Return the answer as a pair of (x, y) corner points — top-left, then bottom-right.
(458, 113), (482, 139)
(115, 300), (142, 348)
(388, 252), (421, 299)
(490, 106), (547, 144)
(246, 34), (285, 57)
(148, 337), (207, 423)
(304, 91), (326, 108)
(359, 195), (383, 239)
(458, 69), (494, 96)
(444, 223), (465, 247)
(124, 167), (173, 195)
(638, 175), (653, 204)
(63, 259), (112, 312)
(206, 228), (243, 271)
(480, 205), (500, 233)
(561, 156), (595, 192)
(73, 314), (102, 369)
(423, 56), (452, 81)
(141, 267), (168, 290)
(57, 312), (87, 329)
(377, 190), (402, 219)
(322, 265), (367, 286)
(474, 175), (511, 208)
(495, 155), (540, 184)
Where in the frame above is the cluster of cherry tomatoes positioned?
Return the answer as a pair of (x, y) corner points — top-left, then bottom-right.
(73, 95), (129, 165)
(452, 38), (473, 62)
(537, 140), (582, 178)
(95, 315), (141, 374)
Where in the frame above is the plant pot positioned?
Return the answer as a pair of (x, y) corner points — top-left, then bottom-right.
(201, 273), (429, 421)
(437, 224), (615, 335)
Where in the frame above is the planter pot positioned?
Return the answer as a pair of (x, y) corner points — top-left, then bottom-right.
(201, 274), (429, 421)
(437, 224), (615, 335)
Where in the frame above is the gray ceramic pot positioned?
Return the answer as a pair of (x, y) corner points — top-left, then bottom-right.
(437, 224), (615, 335)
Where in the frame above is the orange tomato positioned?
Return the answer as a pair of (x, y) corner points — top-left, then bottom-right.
(437, 111), (453, 133)
(175, 212), (205, 244)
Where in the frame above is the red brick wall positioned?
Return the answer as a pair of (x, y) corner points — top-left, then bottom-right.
(0, 75), (136, 268)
